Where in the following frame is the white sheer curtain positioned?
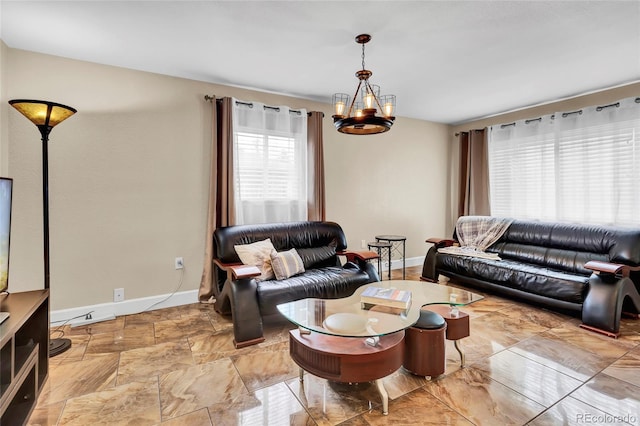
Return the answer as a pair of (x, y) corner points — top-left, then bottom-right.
(554, 97), (640, 225)
(489, 96), (640, 227)
(232, 98), (308, 225)
(489, 115), (556, 220)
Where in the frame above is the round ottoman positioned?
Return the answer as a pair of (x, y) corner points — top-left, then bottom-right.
(403, 309), (446, 378)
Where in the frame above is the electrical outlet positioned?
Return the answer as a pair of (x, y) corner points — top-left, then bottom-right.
(175, 257), (184, 269)
(114, 288), (124, 303)
(361, 239), (367, 249)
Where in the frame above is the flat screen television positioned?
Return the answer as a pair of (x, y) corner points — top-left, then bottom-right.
(0, 177), (12, 324)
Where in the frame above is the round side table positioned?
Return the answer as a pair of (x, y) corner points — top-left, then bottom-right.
(375, 235), (407, 279)
(368, 241), (392, 280)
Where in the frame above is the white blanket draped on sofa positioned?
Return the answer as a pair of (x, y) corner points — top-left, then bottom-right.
(438, 216), (513, 260)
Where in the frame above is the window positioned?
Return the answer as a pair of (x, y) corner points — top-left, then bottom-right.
(488, 96), (640, 227)
(232, 100), (307, 224)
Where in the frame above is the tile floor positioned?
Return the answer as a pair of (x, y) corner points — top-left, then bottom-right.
(29, 267), (640, 425)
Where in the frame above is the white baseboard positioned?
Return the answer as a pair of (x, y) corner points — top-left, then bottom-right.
(51, 256), (425, 327)
(51, 289), (199, 327)
(380, 255), (424, 272)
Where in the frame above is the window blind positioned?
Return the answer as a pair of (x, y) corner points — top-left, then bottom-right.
(555, 121), (638, 225)
(235, 132), (302, 201)
(488, 96), (640, 227)
(232, 99), (308, 225)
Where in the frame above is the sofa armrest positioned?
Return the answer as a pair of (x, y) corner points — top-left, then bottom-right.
(337, 250), (379, 263)
(229, 265), (261, 279)
(585, 260), (640, 278)
(213, 259), (261, 279)
(426, 238), (457, 249)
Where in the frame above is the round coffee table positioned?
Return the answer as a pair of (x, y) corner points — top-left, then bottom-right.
(289, 329), (404, 415)
(278, 280), (483, 415)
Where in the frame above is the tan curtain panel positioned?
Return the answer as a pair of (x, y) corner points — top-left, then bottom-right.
(458, 128), (490, 217)
(307, 111), (326, 221)
(199, 102), (325, 302)
(199, 96), (235, 302)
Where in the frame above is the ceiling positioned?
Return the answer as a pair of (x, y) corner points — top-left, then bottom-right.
(1, 1), (639, 125)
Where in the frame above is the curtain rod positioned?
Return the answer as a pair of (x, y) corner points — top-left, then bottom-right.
(493, 98), (639, 130)
(234, 100), (303, 115)
(203, 95), (323, 117)
(596, 102), (620, 111)
(561, 110), (582, 118)
(454, 129), (485, 136)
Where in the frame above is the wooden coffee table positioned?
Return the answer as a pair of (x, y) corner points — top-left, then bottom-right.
(278, 280), (482, 415)
(289, 329), (404, 415)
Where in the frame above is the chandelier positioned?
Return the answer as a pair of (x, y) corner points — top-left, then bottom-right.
(332, 34), (396, 135)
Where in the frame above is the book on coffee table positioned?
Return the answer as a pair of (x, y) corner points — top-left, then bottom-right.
(360, 286), (411, 310)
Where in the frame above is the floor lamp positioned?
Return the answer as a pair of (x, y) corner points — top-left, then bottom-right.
(8, 99), (77, 357)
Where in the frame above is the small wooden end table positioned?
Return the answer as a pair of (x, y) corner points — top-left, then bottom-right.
(424, 304), (470, 366)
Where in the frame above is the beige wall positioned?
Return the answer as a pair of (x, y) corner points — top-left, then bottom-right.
(445, 82), (640, 231)
(0, 40), (8, 175)
(326, 115), (450, 266)
(3, 47), (450, 310)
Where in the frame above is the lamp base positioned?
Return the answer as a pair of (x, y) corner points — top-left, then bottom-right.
(50, 337), (72, 357)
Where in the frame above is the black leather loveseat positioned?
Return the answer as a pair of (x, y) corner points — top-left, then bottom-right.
(212, 221), (380, 347)
(422, 218), (640, 337)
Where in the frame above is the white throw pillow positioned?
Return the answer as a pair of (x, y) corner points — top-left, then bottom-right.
(234, 238), (276, 281)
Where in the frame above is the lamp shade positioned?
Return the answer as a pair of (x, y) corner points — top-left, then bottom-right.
(9, 99), (76, 129)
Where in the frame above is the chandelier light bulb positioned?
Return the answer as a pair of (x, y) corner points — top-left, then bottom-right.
(364, 92), (375, 110)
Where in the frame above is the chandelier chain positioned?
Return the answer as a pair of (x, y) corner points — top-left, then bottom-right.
(361, 43), (366, 71)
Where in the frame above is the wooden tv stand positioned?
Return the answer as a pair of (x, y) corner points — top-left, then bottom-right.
(0, 290), (49, 425)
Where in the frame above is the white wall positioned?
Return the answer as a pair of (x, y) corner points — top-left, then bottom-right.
(3, 47), (450, 311)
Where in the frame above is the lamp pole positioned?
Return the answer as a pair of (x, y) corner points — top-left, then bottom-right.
(37, 124), (52, 289)
(8, 99), (77, 357)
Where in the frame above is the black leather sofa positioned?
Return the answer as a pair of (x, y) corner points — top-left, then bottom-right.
(212, 221), (380, 347)
(422, 219), (640, 337)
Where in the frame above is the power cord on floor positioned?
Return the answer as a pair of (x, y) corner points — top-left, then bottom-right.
(142, 266), (186, 313)
(49, 310), (95, 339)
(48, 266), (186, 333)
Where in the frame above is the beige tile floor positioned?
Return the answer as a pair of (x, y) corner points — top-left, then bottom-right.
(29, 266), (640, 425)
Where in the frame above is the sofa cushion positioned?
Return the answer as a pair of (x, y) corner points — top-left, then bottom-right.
(296, 246), (338, 270)
(489, 243), (609, 275)
(234, 238), (275, 281)
(437, 254), (588, 304)
(487, 220), (640, 267)
(270, 249), (305, 280)
(257, 266), (373, 315)
(215, 221), (348, 264)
